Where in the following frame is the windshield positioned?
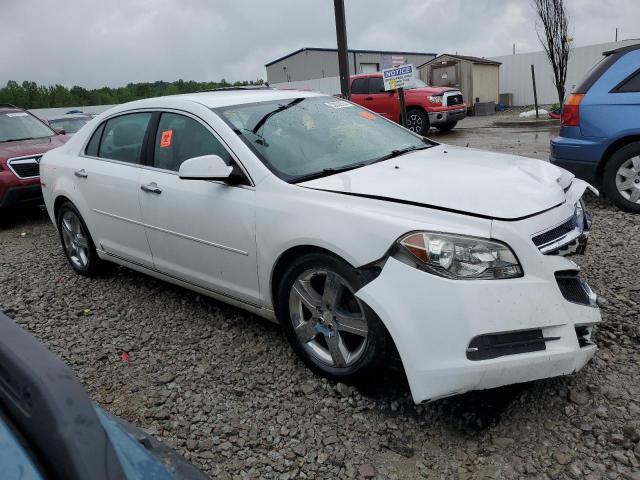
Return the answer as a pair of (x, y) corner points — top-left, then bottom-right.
(411, 78), (429, 88)
(217, 97), (431, 182)
(0, 111), (55, 142)
(49, 117), (88, 134)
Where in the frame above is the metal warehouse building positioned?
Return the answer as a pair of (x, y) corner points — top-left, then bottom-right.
(490, 39), (640, 106)
(265, 47), (436, 95)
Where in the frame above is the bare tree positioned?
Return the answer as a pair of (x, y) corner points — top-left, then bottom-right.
(532, 0), (571, 104)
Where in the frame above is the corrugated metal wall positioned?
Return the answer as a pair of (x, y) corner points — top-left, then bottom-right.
(490, 39), (640, 106)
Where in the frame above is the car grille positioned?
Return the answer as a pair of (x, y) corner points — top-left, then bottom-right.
(446, 94), (464, 106)
(7, 156), (41, 179)
(532, 216), (576, 248)
(466, 329), (559, 361)
(555, 271), (593, 306)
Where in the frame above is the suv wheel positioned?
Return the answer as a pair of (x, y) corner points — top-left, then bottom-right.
(277, 253), (387, 383)
(603, 142), (640, 213)
(406, 109), (429, 135)
(56, 202), (105, 276)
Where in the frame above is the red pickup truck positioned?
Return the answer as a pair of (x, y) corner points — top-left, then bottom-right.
(349, 73), (466, 135)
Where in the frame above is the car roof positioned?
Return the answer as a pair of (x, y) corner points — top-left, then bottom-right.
(47, 113), (92, 120)
(0, 106), (26, 115)
(351, 73), (382, 79)
(113, 88), (327, 111)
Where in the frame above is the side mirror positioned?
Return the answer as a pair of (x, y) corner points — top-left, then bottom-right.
(179, 154), (233, 181)
(53, 128), (66, 135)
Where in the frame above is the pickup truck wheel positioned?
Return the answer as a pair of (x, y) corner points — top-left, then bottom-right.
(56, 202), (106, 276)
(435, 121), (457, 132)
(277, 253), (387, 383)
(603, 142), (640, 213)
(406, 109), (429, 135)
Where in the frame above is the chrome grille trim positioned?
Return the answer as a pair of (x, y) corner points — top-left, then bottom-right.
(7, 155), (42, 179)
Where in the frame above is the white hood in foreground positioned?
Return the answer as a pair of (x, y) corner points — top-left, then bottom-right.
(300, 144), (574, 220)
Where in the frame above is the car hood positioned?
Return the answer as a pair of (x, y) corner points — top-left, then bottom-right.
(0, 135), (68, 162)
(299, 144), (574, 220)
(406, 86), (459, 96)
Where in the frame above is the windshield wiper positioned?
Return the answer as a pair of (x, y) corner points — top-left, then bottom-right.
(0, 137), (35, 143)
(252, 98), (305, 133)
(290, 163), (366, 183)
(368, 144), (431, 165)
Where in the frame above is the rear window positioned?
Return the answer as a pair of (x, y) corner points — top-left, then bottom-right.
(573, 53), (619, 93)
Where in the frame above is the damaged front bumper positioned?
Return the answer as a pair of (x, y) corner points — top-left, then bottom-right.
(355, 184), (600, 403)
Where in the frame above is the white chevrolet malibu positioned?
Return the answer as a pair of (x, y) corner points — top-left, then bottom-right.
(40, 89), (601, 403)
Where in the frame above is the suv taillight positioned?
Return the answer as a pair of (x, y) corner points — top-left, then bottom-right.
(561, 94), (584, 127)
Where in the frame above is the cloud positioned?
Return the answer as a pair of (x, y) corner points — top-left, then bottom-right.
(0, 0), (636, 88)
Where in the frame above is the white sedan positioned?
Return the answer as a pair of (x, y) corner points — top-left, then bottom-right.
(40, 89), (601, 403)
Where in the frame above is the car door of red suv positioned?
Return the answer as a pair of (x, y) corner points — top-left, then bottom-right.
(350, 77), (369, 108)
(365, 76), (400, 122)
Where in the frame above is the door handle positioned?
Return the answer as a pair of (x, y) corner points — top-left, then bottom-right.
(140, 182), (162, 194)
(74, 169), (88, 178)
(365, 96), (373, 100)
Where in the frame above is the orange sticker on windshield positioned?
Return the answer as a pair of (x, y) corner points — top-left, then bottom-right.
(160, 129), (173, 148)
(359, 111), (375, 121)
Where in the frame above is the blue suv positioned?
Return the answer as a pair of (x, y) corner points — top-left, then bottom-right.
(551, 43), (640, 212)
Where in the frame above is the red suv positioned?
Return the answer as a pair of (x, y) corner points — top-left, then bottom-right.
(0, 104), (68, 209)
(349, 73), (466, 135)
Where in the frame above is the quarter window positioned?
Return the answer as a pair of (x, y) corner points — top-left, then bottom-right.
(153, 113), (231, 172)
(97, 113), (152, 164)
(615, 70), (640, 93)
(85, 123), (104, 157)
(350, 78), (368, 94)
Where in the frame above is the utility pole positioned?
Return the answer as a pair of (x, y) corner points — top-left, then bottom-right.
(333, 0), (351, 99)
(615, 27), (618, 42)
(531, 64), (539, 119)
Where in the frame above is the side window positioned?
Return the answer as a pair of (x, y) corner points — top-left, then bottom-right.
(85, 123), (104, 157)
(368, 77), (385, 94)
(98, 113), (152, 164)
(615, 70), (640, 93)
(351, 78), (368, 94)
(153, 113), (231, 172)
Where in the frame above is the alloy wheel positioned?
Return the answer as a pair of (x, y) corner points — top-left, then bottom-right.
(61, 210), (90, 269)
(406, 113), (423, 133)
(615, 156), (640, 204)
(288, 268), (368, 368)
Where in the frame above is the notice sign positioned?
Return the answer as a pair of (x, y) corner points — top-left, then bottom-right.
(382, 64), (416, 91)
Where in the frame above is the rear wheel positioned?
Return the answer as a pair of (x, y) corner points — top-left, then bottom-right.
(435, 121), (457, 132)
(277, 253), (387, 383)
(406, 109), (429, 136)
(603, 142), (640, 213)
(56, 202), (105, 276)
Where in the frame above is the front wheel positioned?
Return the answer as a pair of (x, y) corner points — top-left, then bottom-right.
(406, 109), (429, 136)
(603, 141), (640, 213)
(277, 253), (387, 383)
(435, 121), (457, 132)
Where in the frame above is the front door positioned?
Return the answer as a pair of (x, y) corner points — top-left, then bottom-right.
(365, 76), (400, 121)
(76, 112), (154, 267)
(138, 112), (260, 304)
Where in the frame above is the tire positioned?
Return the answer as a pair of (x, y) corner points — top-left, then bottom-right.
(406, 109), (429, 136)
(276, 253), (387, 383)
(602, 141), (640, 213)
(435, 121), (457, 132)
(56, 201), (105, 276)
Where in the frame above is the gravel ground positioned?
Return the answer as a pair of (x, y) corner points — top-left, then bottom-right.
(1, 136), (639, 479)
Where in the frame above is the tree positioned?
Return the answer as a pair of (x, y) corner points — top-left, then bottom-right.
(532, 0), (571, 105)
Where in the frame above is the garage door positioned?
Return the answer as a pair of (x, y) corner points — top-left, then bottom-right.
(360, 63), (379, 73)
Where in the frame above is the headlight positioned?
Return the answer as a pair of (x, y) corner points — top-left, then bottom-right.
(396, 232), (523, 280)
(427, 95), (443, 104)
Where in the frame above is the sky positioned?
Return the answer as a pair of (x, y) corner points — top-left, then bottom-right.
(1, 0), (637, 88)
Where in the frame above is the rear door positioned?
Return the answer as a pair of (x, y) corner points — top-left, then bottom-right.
(76, 112), (154, 267)
(365, 76), (400, 121)
(138, 111), (260, 304)
(349, 77), (369, 108)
